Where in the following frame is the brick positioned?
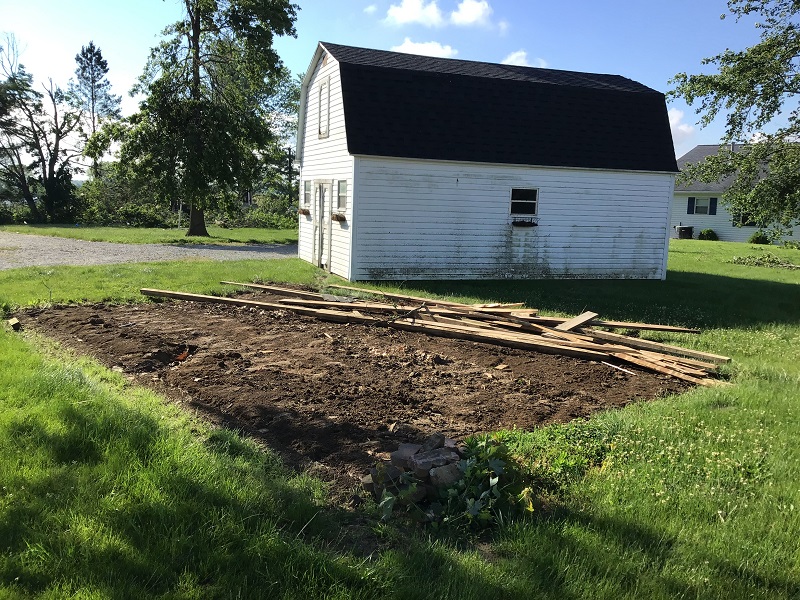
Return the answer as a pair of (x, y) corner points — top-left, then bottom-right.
(408, 448), (460, 479)
(390, 443), (422, 469)
(429, 462), (463, 488)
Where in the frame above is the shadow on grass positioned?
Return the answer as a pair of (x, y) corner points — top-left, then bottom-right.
(400, 270), (800, 329)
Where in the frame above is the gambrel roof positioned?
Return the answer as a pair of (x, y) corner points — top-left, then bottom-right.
(314, 42), (678, 173)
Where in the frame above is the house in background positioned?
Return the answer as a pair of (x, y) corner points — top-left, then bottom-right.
(671, 144), (800, 243)
(296, 42), (678, 281)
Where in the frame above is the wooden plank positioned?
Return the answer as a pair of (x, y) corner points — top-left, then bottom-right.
(220, 281), (324, 301)
(519, 315), (701, 334)
(610, 352), (711, 386)
(555, 311), (600, 331)
(326, 284), (473, 308)
(580, 328), (730, 364)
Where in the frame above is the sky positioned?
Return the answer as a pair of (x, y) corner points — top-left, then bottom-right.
(1, 0), (768, 158)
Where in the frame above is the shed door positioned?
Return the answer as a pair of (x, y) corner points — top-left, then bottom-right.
(313, 181), (332, 269)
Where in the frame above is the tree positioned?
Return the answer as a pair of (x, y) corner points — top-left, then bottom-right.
(69, 41), (121, 177)
(122, 0), (298, 236)
(0, 35), (82, 222)
(671, 0), (800, 237)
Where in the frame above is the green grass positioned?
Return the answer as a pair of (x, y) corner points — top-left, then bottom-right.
(0, 224), (298, 245)
(1, 239), (799, 598)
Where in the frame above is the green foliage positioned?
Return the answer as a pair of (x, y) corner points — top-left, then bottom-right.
(730, 251), (800, 269)
(698, 228), (719, 241)
(670, 1), (800, 233)
(120, 0), (299, 235)
(783, 240), (800, 249)
(748, 230), (772, 244)
(436, 436), (529, 529)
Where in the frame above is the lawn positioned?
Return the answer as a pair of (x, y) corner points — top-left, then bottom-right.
(0, 224), (298, 245)
(1, 239), (799, 599)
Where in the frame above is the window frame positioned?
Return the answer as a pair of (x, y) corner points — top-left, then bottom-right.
(687, 196), (717, 216)
(317, 77), (330, 139)
(336, 180), (347, 211)
(303, 181), (312, 206)
(510, 188), (538, 216)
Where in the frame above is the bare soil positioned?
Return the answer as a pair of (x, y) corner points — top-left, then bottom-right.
(19, 293), (688, 488)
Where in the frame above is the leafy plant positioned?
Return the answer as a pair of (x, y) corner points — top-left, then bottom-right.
(730, 253), (800, 270)
(698, 228), (718, 241)
(438, 435), (533, 528)
(748, 230), (771, 244)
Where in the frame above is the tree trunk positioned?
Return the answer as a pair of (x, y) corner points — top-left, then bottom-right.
(186, 203), (209, 236)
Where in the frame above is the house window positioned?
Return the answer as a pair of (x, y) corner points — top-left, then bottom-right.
(318, 78), (329, 138)
(337, 180), (347, 210)
(510, 188), (538, 215)
(303, 181), (311, 206)
(687, 197), (717, 215)
(732, 212), (758, 227)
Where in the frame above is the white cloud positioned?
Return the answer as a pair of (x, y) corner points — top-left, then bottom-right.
(498, 19), (509, 34)
(385, 0), (444, 27)
(668, 108), (695, 145)
(450, 0), (492, 26)
(501, 50), (547, 68)
(391, 37), (458, 58)
(364, 4), (378, 14)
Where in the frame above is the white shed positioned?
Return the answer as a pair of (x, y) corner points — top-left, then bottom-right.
(295, 42), (678, 281)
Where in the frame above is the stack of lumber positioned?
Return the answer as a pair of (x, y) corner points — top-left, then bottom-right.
(140, 283), (730, 386)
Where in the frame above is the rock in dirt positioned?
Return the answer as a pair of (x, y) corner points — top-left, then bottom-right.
(408, 448), (460, 478)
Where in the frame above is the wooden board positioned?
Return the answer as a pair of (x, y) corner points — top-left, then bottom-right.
(220, 281), (324, 301)
(555, 311), (600, 331)
(581, 328), (730, 364)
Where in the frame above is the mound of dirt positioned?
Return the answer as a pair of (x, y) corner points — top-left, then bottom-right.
(19, 293), (688, 488)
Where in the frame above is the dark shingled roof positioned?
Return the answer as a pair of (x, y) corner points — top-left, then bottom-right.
(674, 144), (741, 192)
(320, 42), (678, 173)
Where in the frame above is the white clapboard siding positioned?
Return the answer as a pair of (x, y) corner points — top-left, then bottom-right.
(351, 156), (674, 280)
(297, 51), (354, 278)
(671, 193), (800, 243)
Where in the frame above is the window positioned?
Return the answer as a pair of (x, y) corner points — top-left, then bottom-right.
(303, 181), (312, 206)
(337, 180), (347, 210)
(732, 213), (758, 227)
(687, 197), (717, 215)
(318, 79), (329, 138)
(510, 188), (538, 215)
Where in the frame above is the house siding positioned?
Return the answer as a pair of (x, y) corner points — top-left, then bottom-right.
(670, 193), (800, 243)
(351, 156), (674, 280)
(297, 53), (354, 279)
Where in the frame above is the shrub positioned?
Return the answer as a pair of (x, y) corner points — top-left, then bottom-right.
(783, 240), (800, 250)
(748, 230), (771, 244)
(698, 228), (719, 241)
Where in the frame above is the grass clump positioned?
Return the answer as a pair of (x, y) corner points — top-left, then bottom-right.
(729, 252), (800, 270)
(0, 329), (381, 599)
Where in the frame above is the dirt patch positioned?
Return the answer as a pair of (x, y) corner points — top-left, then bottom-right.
(19, 294), (688, 488)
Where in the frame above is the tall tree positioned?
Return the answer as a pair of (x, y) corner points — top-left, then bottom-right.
(69, 41), (121, 177)
(0, 35), (82, 222)
(671, 0), (800, 237)
(122, 0), (298, 236)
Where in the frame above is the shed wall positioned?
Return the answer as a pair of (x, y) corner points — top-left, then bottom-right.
(297, 55), (354, 279)
(351, 156), (674, 280)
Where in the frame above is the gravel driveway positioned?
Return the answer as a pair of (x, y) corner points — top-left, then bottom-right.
(0, 231), (298, 270)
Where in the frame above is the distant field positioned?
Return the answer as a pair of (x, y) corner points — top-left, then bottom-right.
(0, 224), (298, 245)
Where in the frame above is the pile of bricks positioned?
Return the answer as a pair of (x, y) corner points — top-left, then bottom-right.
(361, 433), (467, 502)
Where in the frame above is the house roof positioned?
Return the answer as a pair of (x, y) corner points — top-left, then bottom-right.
(318, 42), (678, 173)
(674, 144), (741, 193)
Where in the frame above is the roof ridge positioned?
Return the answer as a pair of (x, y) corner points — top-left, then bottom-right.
(319, 41), (659, 94)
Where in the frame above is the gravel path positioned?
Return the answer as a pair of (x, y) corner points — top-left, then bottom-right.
(0, 231), (298, 270)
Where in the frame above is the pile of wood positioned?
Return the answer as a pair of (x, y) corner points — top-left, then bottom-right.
(140, 283), (730, 386)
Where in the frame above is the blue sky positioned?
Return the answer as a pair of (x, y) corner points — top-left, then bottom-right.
(1, 0), (766, 157)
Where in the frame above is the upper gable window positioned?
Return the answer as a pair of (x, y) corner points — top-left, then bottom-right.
(318, 78), (330, 139)
(510, 188), (538, 215)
